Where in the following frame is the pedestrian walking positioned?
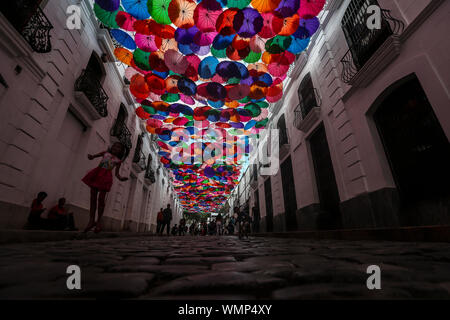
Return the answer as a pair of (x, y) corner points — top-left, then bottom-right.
(159, 204), (172, 235)
(156, 208), (164, 234)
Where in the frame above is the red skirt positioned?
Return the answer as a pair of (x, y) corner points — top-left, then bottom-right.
(82, 167), (113, 192)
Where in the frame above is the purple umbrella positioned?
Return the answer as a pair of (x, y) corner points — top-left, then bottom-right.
(233, 8), (263, 38)
(293, 17), (320, 39)
(175, 26), (199, 44)
(275, 0), (301, 18)
(216, 61), (240, 79)
(95, 0), (120, 12)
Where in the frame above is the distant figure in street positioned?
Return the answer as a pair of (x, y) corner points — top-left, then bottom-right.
(82, 142), (128, 233)
(189, 223), (195, 235)
(252, 206), (260, 233)
(47, 198), (77, 231)
(178, 218), (186, 235)
(25, 191), (47, 229)
(201, 221), (207, 236)
(160, 204), (172, 235)
(208, 220), (216, 235)
(156, 208), (164, 234)
(216, 213), (223, 235)
(171, 224), (178, 236)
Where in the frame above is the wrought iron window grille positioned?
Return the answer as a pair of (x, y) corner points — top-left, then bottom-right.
(75, 69), (109, 118)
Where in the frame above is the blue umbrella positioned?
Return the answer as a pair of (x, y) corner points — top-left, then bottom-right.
(287, 37), (310, 54)
(121, 0), (150, 19)
(95, 0), (120, 12)
(208, 99), (224, 108)
(199, 56), (219, 79)
(212, 34), (235, 50)
(178, 43), (195, 55)
(110, 29), (136, 50)
(178, 78), (197, 96)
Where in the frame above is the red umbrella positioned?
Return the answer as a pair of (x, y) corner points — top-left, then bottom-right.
(130, 74), (150, 100)
(149, 51), (169, 72)
(145, 74), (166, 95)
(267, 51), (295, 77)
(116, 11), (137, 31)
(194, 0), (223, 33)
(227, 84), (251, 100)
(164, 49), (189, 74)
(216, 8), (238, 35)
(259, 12), (283, 38)
(298, 0), (326, 19)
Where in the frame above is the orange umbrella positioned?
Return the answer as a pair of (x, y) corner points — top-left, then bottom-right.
(168, 0), (196, 28)
(114, 47), (134, 66)
(251, 0), (281, 13)
(274, 13), (299, 36)
(165, 75), (180, 93)
(158, 38), (178, 52)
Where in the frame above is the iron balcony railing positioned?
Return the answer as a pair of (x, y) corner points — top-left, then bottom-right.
(75, 69), (109, 118)
(133, 150), (147, 171)
(341, 9), (405, 84)
(111, 120), (132, 157)
(145, 167), (156, 183)
(294, 87), (321, 127)
(1, 1), (53, 53)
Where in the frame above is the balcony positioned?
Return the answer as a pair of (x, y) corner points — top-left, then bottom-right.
(1, 1), (53, 53)
(132, 150), (147, 173)
(111, 120), (132, 157)
(294, 88), (321, 133)
(145, 167), (156, 184)
(341, 9), (405, 86)
(250, 164), (258, 189)
(74, 69), (109, 119)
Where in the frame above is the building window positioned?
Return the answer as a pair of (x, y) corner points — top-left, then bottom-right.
(133, 134), (147, 171)
(75, 52), (109, 118)
(111, 104), (132, 158)
(296, 73), (320, 120)
(341, 0), (405, 83)
(277, 114), (289, 147)
(0, 0), (53, 53)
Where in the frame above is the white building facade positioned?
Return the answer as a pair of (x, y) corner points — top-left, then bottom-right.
(0, 0), (182, 231)
(236, 0), (450, 232)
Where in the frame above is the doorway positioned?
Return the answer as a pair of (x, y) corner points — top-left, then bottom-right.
(309, 124), (341, 229)
(280, 156), (298, 231)
(373, 75), (450, 225)
(122, 174), (137, 231)
(264, 177), (274, 232)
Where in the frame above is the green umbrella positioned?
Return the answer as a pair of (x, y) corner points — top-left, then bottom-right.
(142, 105), (156, 114)
(162, 93), (180, 102)
(243, 50), (261, 63)
(148, 0), (172, 25)
(265, 36), (292, 54)
(211, 47), (227, 58)
(133, 48), (151, 71)
(226, 0), (251, 10)
(244, 103), (262, 117)
(256, 101), (269, 109)
(94, 3), (120, 29)
(227, 77), (240, 85)
(255, 118), (269, 128)
(238, 96), (250, 104)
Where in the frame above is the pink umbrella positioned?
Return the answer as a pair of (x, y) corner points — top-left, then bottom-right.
(116, 11), (137, 31)
(249, 35), (266, 53)
(211, 74), (226, 84)
(298, 0), (326, 19)
(164, 49), (189, 74)
(147, 118), (163, 128)
(135, 33), (159, 52)
(227, 84), (250, 100)
(180, 94), (195, 105)
(125, 67), (140, 81)
(194, 0), (223, 32)
(193, 31), (218, 46)
(254, 107), (268, 121)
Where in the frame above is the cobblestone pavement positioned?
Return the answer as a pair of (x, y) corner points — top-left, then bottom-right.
(1, 235), (450, 299)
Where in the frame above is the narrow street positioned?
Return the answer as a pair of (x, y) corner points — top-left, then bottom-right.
(1, 236), (449, 299)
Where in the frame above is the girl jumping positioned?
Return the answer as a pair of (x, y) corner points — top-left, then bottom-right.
(82, 142), (128, 233)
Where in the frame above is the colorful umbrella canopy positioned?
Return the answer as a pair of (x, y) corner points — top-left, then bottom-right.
(92, 0), (325, 214)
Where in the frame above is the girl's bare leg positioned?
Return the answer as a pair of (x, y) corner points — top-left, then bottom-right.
(84, 188), (98, 232)
(95, 191), (107, 233)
